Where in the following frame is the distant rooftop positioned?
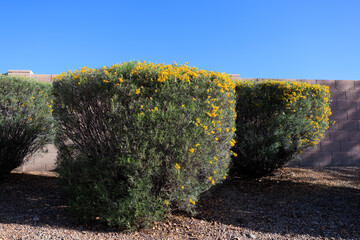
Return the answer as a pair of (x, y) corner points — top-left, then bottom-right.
(7, 70), (56, 82)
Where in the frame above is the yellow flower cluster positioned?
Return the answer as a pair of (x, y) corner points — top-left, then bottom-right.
(174, 163), (181, 170)
(130, 61), (235, 91)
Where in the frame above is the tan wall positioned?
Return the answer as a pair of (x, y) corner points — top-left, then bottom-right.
(9, 70), (359, 170)
(8, 70), (55, 83)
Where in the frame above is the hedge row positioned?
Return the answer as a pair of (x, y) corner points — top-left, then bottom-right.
(0, 64), (331, 230)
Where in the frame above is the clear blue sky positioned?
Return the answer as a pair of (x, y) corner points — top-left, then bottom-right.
(1, 0), (359, 80)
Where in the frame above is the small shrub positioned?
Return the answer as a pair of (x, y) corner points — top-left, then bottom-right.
(53, 62), (236, 230)
(230, 80), (332, 178)
(0, 75), (53, 178)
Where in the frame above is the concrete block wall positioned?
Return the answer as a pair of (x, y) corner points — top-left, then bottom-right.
(241, 78), (360, 167)
(14, 144), (57, 171)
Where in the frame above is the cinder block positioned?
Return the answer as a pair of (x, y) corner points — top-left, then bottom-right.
(351, 152), (360, 166)
(349, 131), (360, 141)
(332, 152), (353, 166)
(337, 100), (357, 110)
(322, 130), (331, 141)
(336, 120), (358, 131)
(329, 100), (338, 110)
(23, 164), (46, 171)
(355, 81), (360, 90)
(347, 109), (360, 120)
(320, 141), (340, 152)
(296, 152), (314, 167)
(330, 90), (346, 100)
(340, 142), (360, 152)
(329, 110), (348, 120)
(312, 152), (332, 168)
(32, 152), (57, 165)
(317, 80), (335, 89)
(329, 131), (350, 141)
(298, 79), (317, 84)
(328, 121), (338, 130)
(44, 164), (57, 171)
(346, 90), (360, 100)
(335, 80), (355, 90)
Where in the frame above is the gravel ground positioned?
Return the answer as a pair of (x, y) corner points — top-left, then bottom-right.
(0, 167), (359, 240)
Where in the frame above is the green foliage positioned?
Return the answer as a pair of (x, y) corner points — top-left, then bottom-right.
(0, 75), (53, 178)
(230, 80), (332, 178)
(53, 62), (236, 230)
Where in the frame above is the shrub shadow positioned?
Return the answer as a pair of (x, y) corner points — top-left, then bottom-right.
(196, 168), (360, 239)
(0, 172), (120, 233)
(1, 169), (359, 239)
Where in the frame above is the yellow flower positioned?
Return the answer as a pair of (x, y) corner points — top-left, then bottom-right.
(103, 79), (108, 83)
(182, 104), (185, 108)
(213, 171), (216, 174)
(195, 143), (200, 147)
(181, 186), (184, 189)
(135, 88), (141, 94)
(209, 160), (213, 164)
(174, 163), (181, 170)
(193, 97), (196, 101)
(141, 105), (144, 108)
(163, 200), (169, 207)
(154, 107), (158, 111)
(211, 180), (215, 185)
(208, 176), (212, 181)
(189, 148), (195, 153)
(119, 78), (123, 82)
(189, 198), (196, 205)
(214, 156), (218, 161)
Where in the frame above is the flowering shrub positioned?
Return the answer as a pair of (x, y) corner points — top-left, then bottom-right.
(230, 80), (332, 178)
(53, 61), (236, 230)
(0, 75), (53, 178)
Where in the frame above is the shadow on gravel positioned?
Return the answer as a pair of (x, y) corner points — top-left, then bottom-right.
(0, 173), (117, 233)
(1, 169), (359, 239)
(196, 169), (360, 240)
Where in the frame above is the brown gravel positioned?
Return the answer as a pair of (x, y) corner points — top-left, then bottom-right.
(0, 167), (359, 240)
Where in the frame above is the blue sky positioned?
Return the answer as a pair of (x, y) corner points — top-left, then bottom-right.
(1, 0), (359, 80)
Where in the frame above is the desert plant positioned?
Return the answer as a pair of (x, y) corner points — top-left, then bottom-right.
(230, 80), (332, 178)
(53, 62), (236, 230)
(0, 75), (53, 178)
